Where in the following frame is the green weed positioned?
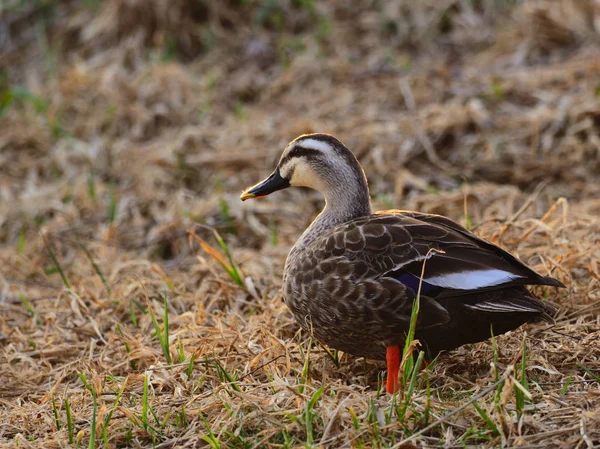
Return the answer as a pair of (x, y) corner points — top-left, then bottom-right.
(78, 373), (98, 449)
(100, 378), (127, 446)
(17, 228), (26, 254)
(515, 333), (530, 417)
(177, 338), (185, 363)
(107, 182), (117, 224)
(186, 353), (197, 380)
(213, 357), (240, 393)
(473, 401), (500, 437)
(19, 292), (39, 326)
(0, 84), (49, 118)
(191, 228), (244, 286)
(298, 339), (311, 394)
(200, 415), (221, 449)
(577, 363), (600, 382)
(87, 172), (96, 202)
(42, 233), (71, 289)
(560, 375), (574, 396)
(51, 395), (61, 430)
(148, 292), (172, 365)
(78, 242), (111, 294)
(348, 406), (360, 430)
(64, 398), (74, 444)
(303, 386), (325, 446)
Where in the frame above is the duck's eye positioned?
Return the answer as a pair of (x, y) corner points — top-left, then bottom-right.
(289, 146), (321, 160)
(281, 146), (322, 168)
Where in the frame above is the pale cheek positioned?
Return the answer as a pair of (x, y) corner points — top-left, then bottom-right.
(290, 167), (311, 187)
(290, 166), (328, 191)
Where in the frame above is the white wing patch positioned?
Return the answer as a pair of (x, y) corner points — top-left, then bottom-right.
(425, 269), (523, 290)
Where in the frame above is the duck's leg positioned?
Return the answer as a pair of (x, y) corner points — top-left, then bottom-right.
(386, 346), (431, 393)
(386, 345), (401, 394)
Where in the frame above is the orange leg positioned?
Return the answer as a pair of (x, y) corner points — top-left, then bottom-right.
(386, 345), (401, 394)
(386, 346), (430, 394)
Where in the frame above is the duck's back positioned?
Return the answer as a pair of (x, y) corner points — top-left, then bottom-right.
(282, 210), (562, 360)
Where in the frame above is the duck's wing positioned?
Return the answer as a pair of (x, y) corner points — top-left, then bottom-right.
(314, 210), (562, 327)
(380, 210), (564, 295)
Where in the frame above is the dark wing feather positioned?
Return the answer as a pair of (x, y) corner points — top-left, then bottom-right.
(312, 210), (561, 324)
(393, 210), (565, 290)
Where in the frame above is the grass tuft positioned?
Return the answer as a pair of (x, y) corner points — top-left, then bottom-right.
(148, 292), (172, 365)
(101, 377), (127, 445)
(190, 227), (244, 286)
(303, 386), (325, 446)
(78, 373), (98, 449)
(515, 333), (530, 417)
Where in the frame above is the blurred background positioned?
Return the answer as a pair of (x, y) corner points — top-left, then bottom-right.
(2, 0), (599, 255)
(1, 1), (600, 447)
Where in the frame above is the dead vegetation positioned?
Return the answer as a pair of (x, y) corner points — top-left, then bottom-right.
(1, 0), (599, 447)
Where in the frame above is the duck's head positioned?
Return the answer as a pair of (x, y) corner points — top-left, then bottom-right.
(240, 133), (369, 204)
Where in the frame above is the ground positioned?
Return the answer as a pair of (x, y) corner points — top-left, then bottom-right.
(1, 1), (600, 448)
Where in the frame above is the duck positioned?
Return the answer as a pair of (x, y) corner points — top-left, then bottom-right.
(240, 133), (564, 394)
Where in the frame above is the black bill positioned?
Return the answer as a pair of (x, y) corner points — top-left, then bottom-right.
(240, 170), (290, 201)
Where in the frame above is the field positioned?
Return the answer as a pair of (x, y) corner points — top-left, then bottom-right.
(1, 1), (600, 447)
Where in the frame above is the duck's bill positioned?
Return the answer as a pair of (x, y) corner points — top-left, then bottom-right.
(240, 170), (290, 201)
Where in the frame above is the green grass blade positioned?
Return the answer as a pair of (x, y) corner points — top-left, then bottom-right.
(186, 353), (196, 380)
(129, 301), (138, 327)
(348, 406), (360, 430)
(18, 292), (35, 318)
(148, 295), (172, 365)
(103, 377), (127, 431)
(78, 241), (111, 294)
(65, 399), (74, 444)
(200, 415), (221, 449)
(142, 372), (149, 431)
(51, 395), (61, 430)
(298, 339), (311, 394)
(304, 386), (325, 446)
(577, 363), (600, 382)
(162, 293), (170, 363)
(560, 375), (574, 396)
(405, 351), (425, 405)
(89, 393), (97, 449)
(402, 250), (440, 383)
(213, 358), (240, 392)
(212, 229), (244, 286)
(515, 333), (529, 416)
(42, 233), (71, 289)
(87, 171), (96, 202)
(17, 228), (26, 254)
(79, 372), (98, 449)
(107, 182), (117, 224)
(473, 401), (500, 436)
(179, 404), (188, 428)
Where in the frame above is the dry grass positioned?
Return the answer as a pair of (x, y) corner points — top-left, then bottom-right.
(1, 1), (600, 447)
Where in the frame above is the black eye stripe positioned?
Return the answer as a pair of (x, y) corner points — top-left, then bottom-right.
(281, 146), (322, 166)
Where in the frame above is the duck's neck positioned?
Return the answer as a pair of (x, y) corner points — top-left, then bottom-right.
(291, 175), (372, 255)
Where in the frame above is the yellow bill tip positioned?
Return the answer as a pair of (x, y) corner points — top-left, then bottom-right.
(240, 191), (252, 201)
